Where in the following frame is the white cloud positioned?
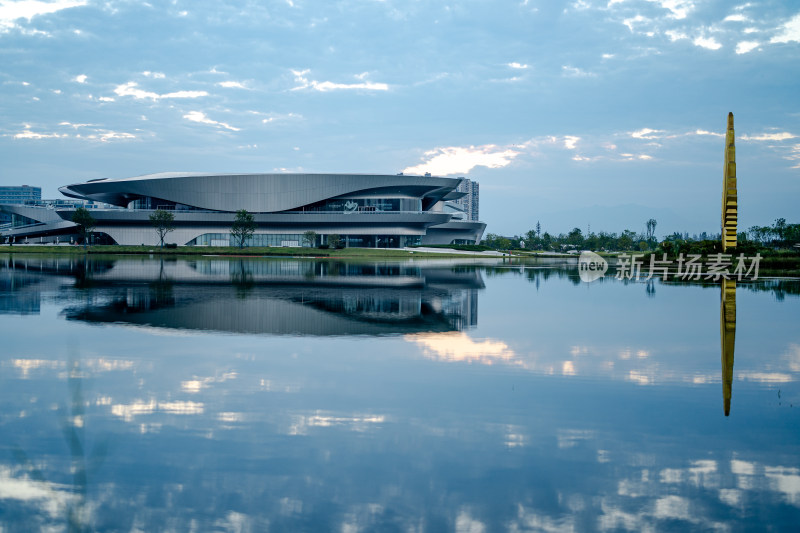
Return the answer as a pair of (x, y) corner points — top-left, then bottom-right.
(771, 13), (800, 44)
(218, 80), (247, 89)
(648, 0), (694, 20)
(12, 123), (137, 142)
(142, 71), (165, 79)
(562, 65), (595, 77)
(631, 128), (664, 139)
(723, 13), (748, 23)
(183, 110), (240, 132)
(114, 82), (208, 100)
(291, 69), (389, 92)
(407, 332), (516, 365)
(623, 14), (648, 31)
(563, 136), (580, 150)
(693, 36), (722, 50)
(58, 121), (93, 129)
(665, 30), (688, 41)
(693, 129), (724, 137)
(741, 132), (796, 141)
(507, 62), (529, 69)
(14, 128), (67, 139)
(97, 96), (114, 102)
(402, 144), (520, 176)
(260, 112), (302, 124)
(735, 41), (759, 54)
(0, 0), (87, 32)
(93, 131), (136, 142)
(73, 74), (87, 83)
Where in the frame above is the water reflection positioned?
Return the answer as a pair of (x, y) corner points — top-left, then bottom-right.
(1, 255), (799, 531)
(721, 279), (736, 416)
(0, 256), (483, 335)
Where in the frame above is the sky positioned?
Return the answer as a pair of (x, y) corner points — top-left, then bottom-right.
(1, 0), (798, 237)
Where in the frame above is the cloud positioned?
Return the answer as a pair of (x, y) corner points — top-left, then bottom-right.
(142, 71), (165, 79)
(406, 332), (517, 364)
(693, 129), (724, 137)
(562, 65), (595, 77)
(740, 132), (796, 141)
(114, 82), (208, 100)
(648, 0), (694, 20)
(183, 111), (240, 131)
(735, 41), (759, 54)
(693, 36), (722, 50)
(0, 0), (87, 32)
(563, 136), (580, 149)
(73, 74), (87, 83)
(665, 30), (688, 41)
(402, 144), (520, 176)
(630, 128), (664, 139)
(58, 121), (94, 129)
(723, 13), (748, 23)
(218, 80), (247, 89)
(622, 14), (648, 31)
(258, 111), (302, 124)
(771, 13), (800, 44)
(290, 69), (389, 92)
(11, 123), (136, 142)
(14, 128), (67, 140)
(507, 62), (529, 69)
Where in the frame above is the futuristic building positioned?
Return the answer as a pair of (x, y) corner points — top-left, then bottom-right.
(2, 173), (485, 247)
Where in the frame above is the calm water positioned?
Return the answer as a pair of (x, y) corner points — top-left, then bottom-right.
(1, 254), (799, 532)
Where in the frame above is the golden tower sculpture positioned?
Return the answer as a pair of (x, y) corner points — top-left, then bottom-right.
(720, 278), (736, 416)
(722, 112), (738, 251)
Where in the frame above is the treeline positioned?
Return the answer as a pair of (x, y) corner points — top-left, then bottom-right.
(483, 218), (800, 253)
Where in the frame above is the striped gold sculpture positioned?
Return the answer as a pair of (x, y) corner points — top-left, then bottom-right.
(720, 278), (736, 416)
(722, 112), (738, 251)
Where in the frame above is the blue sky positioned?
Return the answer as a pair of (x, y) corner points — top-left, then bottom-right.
(1, 0), (798, 236)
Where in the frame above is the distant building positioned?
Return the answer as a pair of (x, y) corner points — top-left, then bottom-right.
(0, 185), (41, 224)
(454, 178), (479, 222)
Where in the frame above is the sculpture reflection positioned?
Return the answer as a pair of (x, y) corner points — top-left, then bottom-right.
(721, 278), (736, 416)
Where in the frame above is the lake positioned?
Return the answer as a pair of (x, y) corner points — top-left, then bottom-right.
(1, 254), (798, 532)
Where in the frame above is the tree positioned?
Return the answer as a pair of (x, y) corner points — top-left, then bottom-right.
(327, 234), (343, 249)
(567, 227), (584, 247)
(71, 207), (96, 248)
(536, 221), (541, 239)
(149, 209), (175, 248)
(303, 230), (318, 248)
(230, 209), (256, 248)
(646, 218), (657, 242)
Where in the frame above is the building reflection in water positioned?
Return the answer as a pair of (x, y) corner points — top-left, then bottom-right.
(721, 278), (736, 416)
(0, 256), (483, 336)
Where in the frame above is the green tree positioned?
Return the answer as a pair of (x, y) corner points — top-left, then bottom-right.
(774, 218), (787, 241)
(327, 234), (343, 248)
(149, 209), (175, 248)
(303, 230), (318, 248)
(230, 209), (256, 248)
(71, 207), (96, 248)
(646, 218), (657, 242)
(567, 227), (584, 247)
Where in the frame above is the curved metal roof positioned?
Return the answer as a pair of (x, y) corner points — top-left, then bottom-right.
(59, 173), (462, 213)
